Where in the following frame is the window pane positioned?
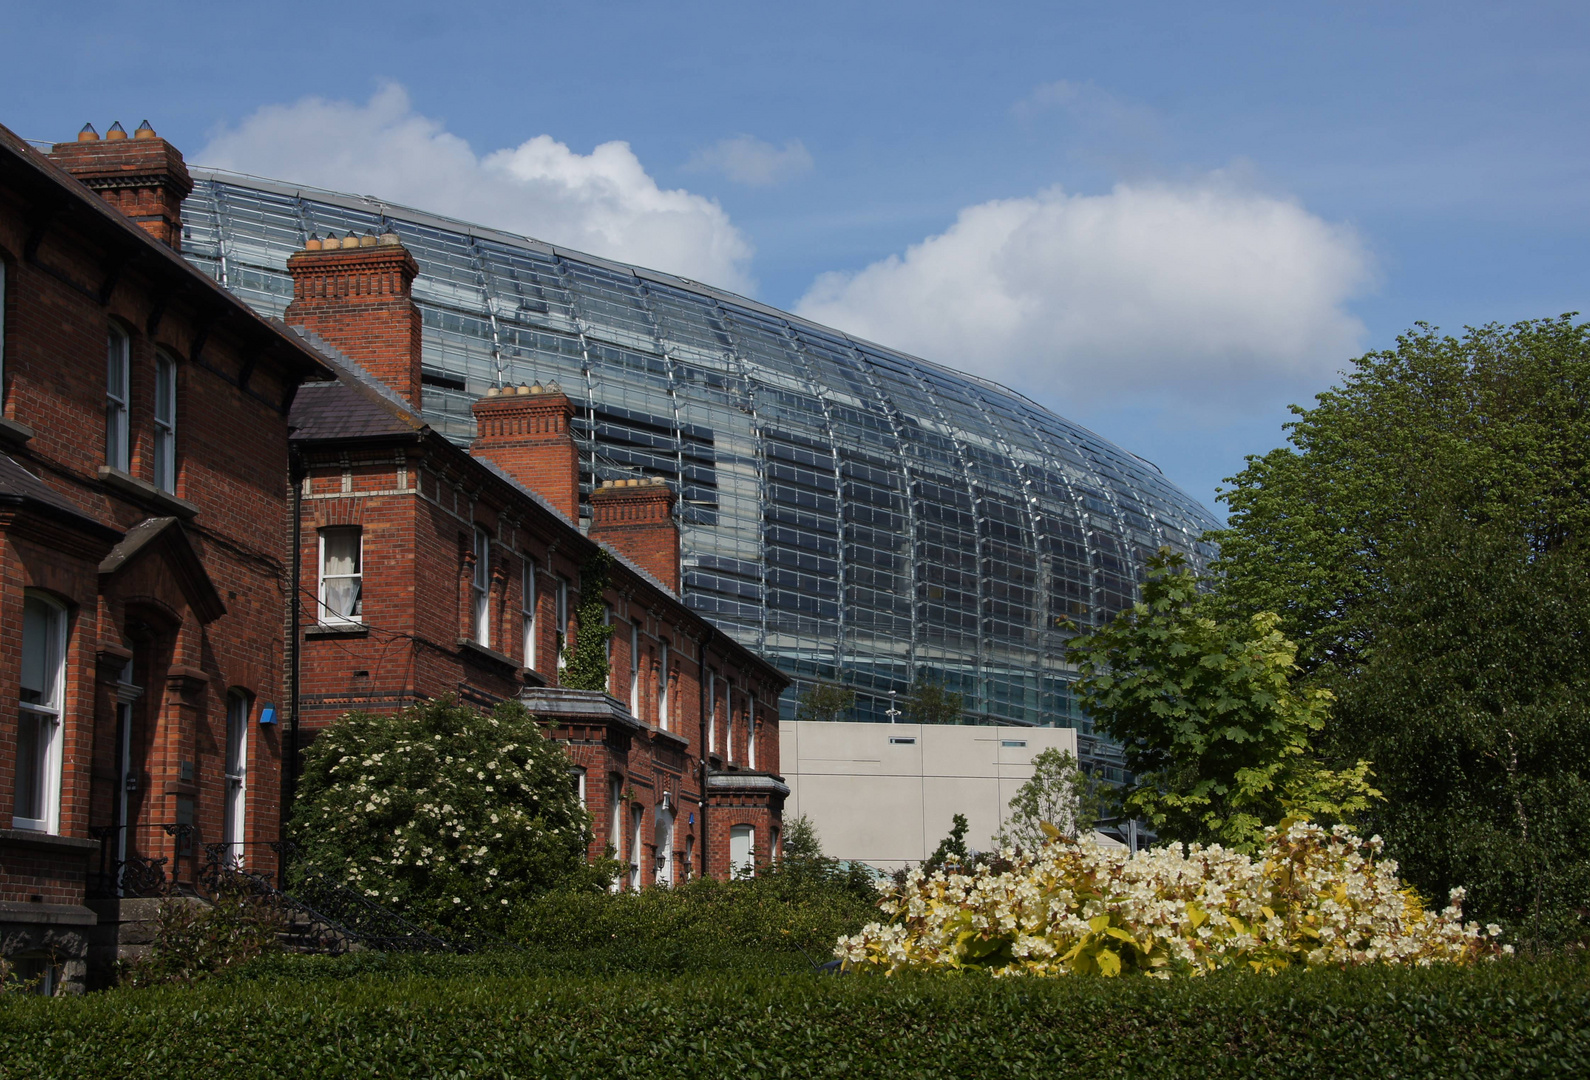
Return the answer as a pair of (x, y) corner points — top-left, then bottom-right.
(106, 331), (126, 400)
(323, 530), (360, 576)
(155, 358), (174, 424)
(323, 577), (361, 619)
(226, 696), (248, 776)
(21, 597), (58, 708)
(13, 713), (43, 819)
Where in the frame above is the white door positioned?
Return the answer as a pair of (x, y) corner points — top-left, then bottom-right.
(222, 695), (248, 866)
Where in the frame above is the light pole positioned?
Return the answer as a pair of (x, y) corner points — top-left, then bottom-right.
(885, 690), (900, 724)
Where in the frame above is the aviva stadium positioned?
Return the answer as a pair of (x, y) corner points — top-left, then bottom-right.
(180, 170), (1221, 778)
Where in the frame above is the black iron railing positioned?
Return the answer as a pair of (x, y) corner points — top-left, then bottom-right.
(88, 823), (199, 899)
(200, 841), (459, 954)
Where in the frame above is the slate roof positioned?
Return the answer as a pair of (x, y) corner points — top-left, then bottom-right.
(284, 326), (425, 442)
(0, 453), (119, 538)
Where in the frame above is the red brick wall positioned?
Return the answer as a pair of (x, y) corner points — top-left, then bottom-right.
(1, 148), (307, 904)
(46, 130), (192, 251)
(285, 243), (423, 410)
(588, 480), (680, 593)
(469, 390), (581, 521)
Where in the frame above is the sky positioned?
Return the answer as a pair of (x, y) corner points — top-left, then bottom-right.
(6, 0), (1587, 517)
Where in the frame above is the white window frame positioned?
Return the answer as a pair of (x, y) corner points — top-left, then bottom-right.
(106, 325), (130, 472)
(629, 803), (644, 891)
(15, 592), (67, 834)
(222, 692), (249, 866)
(472, 526), (491, 647)
(153, 351), (177, 493)
(707, 674), (717, 755)
(658, 640), (670, 731)
(555, 577), (569, 670)
(317, 526), (363, 625)
(629, 621), (640, 717)
(608, 776), (625, 893)
(521, 557), (537, 668)
(748, 699), (757, 770)
(729, 824), (755, 880)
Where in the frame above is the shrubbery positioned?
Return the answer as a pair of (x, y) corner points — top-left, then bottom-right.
(291, 697), (609, 937)
(2, 957), (1586, 1078)
(118, 882), (286, 988)
(840, 822), (1506, 977)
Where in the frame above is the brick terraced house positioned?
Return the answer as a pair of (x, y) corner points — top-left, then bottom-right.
(1, 119), (789, 991)
(281, 230), (788, 889)
(0, 121), (332, 991)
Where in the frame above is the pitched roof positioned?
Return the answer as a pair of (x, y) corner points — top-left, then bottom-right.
(284, 326), (426, 442)
(0, 452), (119, 538)
(0, 123), (332, 390)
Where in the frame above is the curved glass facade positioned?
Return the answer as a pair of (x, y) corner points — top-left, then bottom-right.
(181, 171), (1221, 776)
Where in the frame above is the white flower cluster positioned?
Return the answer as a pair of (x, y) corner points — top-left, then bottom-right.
(836, 821), (1509, 978)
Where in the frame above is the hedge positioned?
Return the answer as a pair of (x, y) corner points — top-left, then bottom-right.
(2, 956), (1586, 1078)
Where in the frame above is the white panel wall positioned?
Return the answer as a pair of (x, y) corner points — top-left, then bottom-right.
(779, 722), (1082, 870)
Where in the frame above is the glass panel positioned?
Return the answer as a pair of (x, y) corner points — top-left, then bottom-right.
(20, 597), (57, 707)
(13, 713), (43, 820)
(321, 528), (362, 619)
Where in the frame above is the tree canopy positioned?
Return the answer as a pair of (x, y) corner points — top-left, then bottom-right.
(1211, 317), (1590, 940)
(292, 698), (609, 936)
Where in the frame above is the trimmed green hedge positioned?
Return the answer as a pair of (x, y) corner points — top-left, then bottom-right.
(3, 957), (1586, 1078)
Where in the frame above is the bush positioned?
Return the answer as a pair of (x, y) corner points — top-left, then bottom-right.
(291, 697), (609, 938)
(1, 957), (1586, 1077)
(840, 822), (1507, 977)
(118, 881), (285, 987)
(508, 871), (880, 973)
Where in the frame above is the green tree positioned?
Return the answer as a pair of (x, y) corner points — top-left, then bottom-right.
(1213, 317), (1590, 938)
(1069, 552), (1371, 852)
(994, 747), (1114, 850)
(796, 682), (855, 723)
(781, 814), (824, 862)
(901, 676), (964, 725)
(925, 813), (970, 870)
(561, 551), (615, 692)
(291, 698), (611, 936)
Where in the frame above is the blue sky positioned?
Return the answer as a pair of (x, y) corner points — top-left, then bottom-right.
(8, 0), (1587, 516)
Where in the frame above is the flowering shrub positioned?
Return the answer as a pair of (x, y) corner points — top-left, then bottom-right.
(292, 698), (609, 936)
(837, 821), (1508, 977)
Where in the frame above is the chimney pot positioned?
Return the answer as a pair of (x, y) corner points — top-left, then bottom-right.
(304, 235), (322, 251)
(379, 231), (401, 246)
(77, 123), (99, 142)
(529, 382), (544, 394)
(485, 386), (501, 397)
(134, 120), (157, 140)
(106, 121), (127, 141)
(340, 233), (360, 250)
(359, 232), (377, 248)
(516, 383), (531, 395)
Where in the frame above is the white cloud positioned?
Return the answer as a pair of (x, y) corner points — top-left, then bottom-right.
(198, 83), (754, 292)
(685, 135), (813, 186)
(795, 177), (1373, 406)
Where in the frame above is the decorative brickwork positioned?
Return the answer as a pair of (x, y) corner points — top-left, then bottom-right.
(588, 479), (680, 593)
(285, 239), (424, 410)
(469, 386), (581, 521)
(47, 123), (193, 251)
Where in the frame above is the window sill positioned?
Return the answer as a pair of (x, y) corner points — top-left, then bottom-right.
(307, 622), (369, 638)
(0, 827), (99, 854)
(457, 638), (520, 671)
(97, 466), (197, 520)
(0, 417), (34, 447)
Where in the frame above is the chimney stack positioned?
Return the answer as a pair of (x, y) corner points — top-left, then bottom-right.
(285, 232), (424, 410)
(469, 383), (581, 521)
(588, 477), (680, 593)
(49, 121), (193, 251)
